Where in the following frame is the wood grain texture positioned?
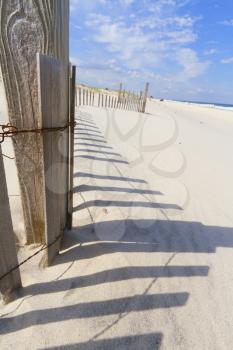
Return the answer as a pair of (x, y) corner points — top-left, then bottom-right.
(0, 146), (21, 301)
(0, 0), (69, 244)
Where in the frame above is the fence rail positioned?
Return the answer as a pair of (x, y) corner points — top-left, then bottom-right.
(76, 87), (145, 112)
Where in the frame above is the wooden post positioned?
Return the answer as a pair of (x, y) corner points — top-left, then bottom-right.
(79, 88), (81, 106)
(86, 90), (88, 105)
(0, 0), (69, 244)
(139, 91), (142, 112)
(129, 95), (131, 111)
(0, 147), (22, 302)
(67, 65), (76, 230)
(126, 97), (128, 110)
(136, 94), (139, 111)
(118, 82), (122, 103)
(142, 82), (149, 113)
(133, 94), (136, 111)
(114, 97), (117, 109)
(37, 53), (68, 266)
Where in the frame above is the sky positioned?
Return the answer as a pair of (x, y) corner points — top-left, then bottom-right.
(70, 0), (233, 104)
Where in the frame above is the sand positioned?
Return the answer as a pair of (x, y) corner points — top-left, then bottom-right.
(1, 100), (233, 349)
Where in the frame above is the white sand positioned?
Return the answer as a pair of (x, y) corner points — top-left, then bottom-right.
(1, 100), (233, 349)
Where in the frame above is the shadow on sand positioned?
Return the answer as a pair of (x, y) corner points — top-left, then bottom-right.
(40, 333), (163, 350)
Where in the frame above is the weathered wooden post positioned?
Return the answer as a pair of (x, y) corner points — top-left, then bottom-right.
(79, 88), (81, 106)
(118, 82), (122, 103)
(0, 1), (69, 245)
(83, 89), (85, 105)
(142, 82), (149, 113)
(139, 91), (143, 112)
(136, 94), (140, 111)
(67, 65), (76, 230)
(86, 90), (88, 105)
(0, 148), (22, 302)
(37, 53), (69, 266)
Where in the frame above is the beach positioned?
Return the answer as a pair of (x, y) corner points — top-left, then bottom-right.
(1, 100), (233, 349)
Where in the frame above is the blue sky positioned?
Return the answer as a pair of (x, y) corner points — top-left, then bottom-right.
(70, 0), (233, 103)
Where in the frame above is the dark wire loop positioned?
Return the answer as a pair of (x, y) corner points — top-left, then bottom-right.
(0, 124), (18, 143)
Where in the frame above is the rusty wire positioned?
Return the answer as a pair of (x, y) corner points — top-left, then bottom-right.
(0, 122), (76, 159)
(0, 122), (76, 144)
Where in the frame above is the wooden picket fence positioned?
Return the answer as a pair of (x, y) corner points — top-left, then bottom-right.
(76, 87), (147, 113)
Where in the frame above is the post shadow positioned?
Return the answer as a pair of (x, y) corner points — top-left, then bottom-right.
(23, 266), (209, 296)
(73, 199), (182, 211)
(74, 138), (107, 143)
(74, 143), (113, 149)
(76, 122), (99, 130)
(75, 117), (96, 125)
(0, 292), (189, 334)
(75, 155), (129, 164)
(74, 132), (105, 139)
(74, 172), (147, 183)
(62, 219), (233, 256)
(74, 149), (121, 157)
(39, 333), (163, 350)
(74, 184), (162, 195)
(75, 127), (102, 134)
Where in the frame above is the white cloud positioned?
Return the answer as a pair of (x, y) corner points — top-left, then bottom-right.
(221, 57), (233, 64)
(220, 19), (233, 26)
(176, 48), (210, 79)
(204, 48), (218, 56)
(86, 14), (153, 64)
(84, 7), (208, 82)
(71, 0), (210, 95)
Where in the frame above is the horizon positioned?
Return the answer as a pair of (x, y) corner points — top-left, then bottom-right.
(173, 99), (233, 106)
(70, 0), (233, 105)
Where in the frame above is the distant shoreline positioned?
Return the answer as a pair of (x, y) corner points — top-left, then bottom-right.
(156, 98), (233, 111)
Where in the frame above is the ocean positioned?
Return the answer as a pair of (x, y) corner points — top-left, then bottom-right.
(180, 100), (233, 111)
